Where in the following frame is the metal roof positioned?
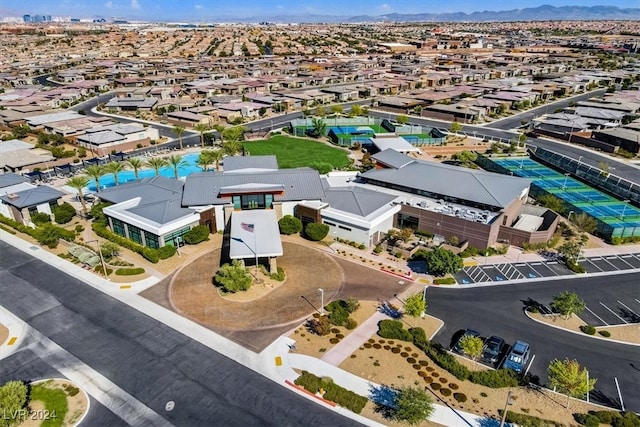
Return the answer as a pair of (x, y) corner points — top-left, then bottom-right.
(77, 131), (126, 145)
(370, 149), (416, 169)
(97, 176), (194, 225)
(182, 168), (325, 206)
(223, 155), (278, 172)
(360, 159), (530, 209)
(0, 173), (30, 189)
(229, 210), (283, 259)
(323, 186), (398, 217)
(0, 185), (64, 208)
(370, 136), (420, 154)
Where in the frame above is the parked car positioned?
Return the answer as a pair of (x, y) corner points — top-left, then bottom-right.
(481, 336), (505, 366)
(452, 329), (480, 354)
(502, 340), (530, 373)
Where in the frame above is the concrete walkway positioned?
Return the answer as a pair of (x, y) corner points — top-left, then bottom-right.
(321, 311), (390, 365)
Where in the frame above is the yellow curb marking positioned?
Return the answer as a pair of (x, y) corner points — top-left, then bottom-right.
(7, 337), (17, 345)
(417, 278), (431, 284)
(463, 261), (478, 267)
(275, 356), (282, 366)
(120, 285), (132, 289)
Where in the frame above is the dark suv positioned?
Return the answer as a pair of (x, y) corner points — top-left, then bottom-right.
(452, 329), (480, 353)
(502, 340), (530, 373)
(481, 336), (505, 366)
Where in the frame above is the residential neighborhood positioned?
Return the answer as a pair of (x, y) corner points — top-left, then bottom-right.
(1, 5), (639, 427)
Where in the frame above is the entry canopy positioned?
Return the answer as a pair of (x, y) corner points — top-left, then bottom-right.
(230, 210), (283, 259)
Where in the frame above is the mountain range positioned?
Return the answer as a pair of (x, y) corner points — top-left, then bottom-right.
(229, 5), (640, 23)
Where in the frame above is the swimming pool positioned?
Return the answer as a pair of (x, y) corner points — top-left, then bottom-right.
(87, 153), (204, 191)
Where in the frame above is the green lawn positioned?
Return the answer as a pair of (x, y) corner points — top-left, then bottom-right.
(243, 135), (350, 169)
(30, 383), (68, 427)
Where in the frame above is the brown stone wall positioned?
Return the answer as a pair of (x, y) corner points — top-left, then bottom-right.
(295, 204), (322, 224)
(398, 205), (499, 249)
(199, 207), (216, 233)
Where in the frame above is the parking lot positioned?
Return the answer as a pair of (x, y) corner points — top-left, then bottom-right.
(453, 253), (640, 285)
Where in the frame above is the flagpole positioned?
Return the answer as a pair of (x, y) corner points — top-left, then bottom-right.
(253, 227), (259, 280)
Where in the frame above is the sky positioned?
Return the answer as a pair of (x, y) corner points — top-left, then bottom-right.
(2, 1), (639, 20)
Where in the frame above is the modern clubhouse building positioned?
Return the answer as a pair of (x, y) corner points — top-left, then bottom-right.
(92, 151), (559, 268)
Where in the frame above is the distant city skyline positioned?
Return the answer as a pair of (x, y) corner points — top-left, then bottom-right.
(1, 1), (640, 21)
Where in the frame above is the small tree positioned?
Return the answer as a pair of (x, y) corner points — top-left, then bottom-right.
(349, 104), (363, 117)
(399, 227), (413, 243)
(166, 154), (187, 179)
(305, 222), (329, 241)
(126, 157), (144, 180)
(278, 215), (303, 235)
(84, 164), (104, 192)
(450, 121), (463, 134)
(558, 241), (583, 265)
(396, 114), (409, 125)
(537, 194), (565, 214)
(0, 380), (28, 427)
(331, 104), (343, 115)
(413, 248), (463, 277)
(403, 292), (426, 318)
(194, 123), (209, 147)
(393, 386), (434, 425)
(214, 260), (253, 293)
(66, 175), (90, 213)
(551, 291), (586, 319)
(459, 335), (484, 361)
(311, 118), (327, 137)
(571, 212), (597, 234)
(99, 241), (120, 260)
(547, 358), (596, 408)
(103, 161), (126, 186)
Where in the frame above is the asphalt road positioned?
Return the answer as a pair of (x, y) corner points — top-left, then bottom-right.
(426, 273), (640, 412)
(0, 242), (357, 426)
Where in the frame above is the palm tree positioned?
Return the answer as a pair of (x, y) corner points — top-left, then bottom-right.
(197, 150), (214, 171)
(126, 157), (144, 180)
(221, 139), (242, 156)
(103, 161), (126, 186)
(166, 154), (187, 179)
(210, 149), (224, 171)
(66, 175), (90, 213)
(84, 164), (104, 192)
(146, 157), (168, 177)
(173, 125), (186, 150)
(311, 117), (327, 137)
(194, 123), (209, 148)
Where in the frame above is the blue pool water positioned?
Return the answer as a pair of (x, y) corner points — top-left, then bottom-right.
(87, 153), (204, 191)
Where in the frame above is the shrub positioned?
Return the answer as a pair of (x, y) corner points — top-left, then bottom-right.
(358, 244), (366, 250)
(378, 319), (413, 341)
(611, 412), (640, 427)
(304, 222), (329, 241)
(183, 225), (210, 244)
(430, 383), (441, 390)
(453, 393), (467, 403)
(409, 327), (427, 346)
(278, 215), (303, 235)
(344, 318), (358, 330)
(95, 265), (113, 276)
(433, 277), (456, 285)
(214, 260), (253, 293)
(30, 211), (51, 225)
(53, 202), (76, 224)
(328, 305), (349, 327)
(309, 316), (332, 336)
(294, 371), (367, 414)
(468, 369), (519, 388)
(499, 409), (564, 427)
(440, 388), (452, 397)
(580, 325), (596, 335)
(157, 244), (176, 259)
(573, 413), (601, 427)
(598, 330), (611, 337)
(34, 222), (74, 248)
(92, 222), (159, 263)
(115, 267), (145, 276)
(566, 261), (586, 274)
(591, 411), (616, 425)
(269, 267), (286, 281)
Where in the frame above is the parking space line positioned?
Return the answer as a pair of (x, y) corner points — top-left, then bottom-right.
(617, 301), (639, 320)
(635, 298), (640, 305)
(615, 256), (636, 269)
(503, 264), (524, 280)
(599, 302), (628, 324)
(467, 266), (491, 282)
(528, 263), (548, 277)
(603, 256), (623, 270)
(585, 306), (609, 326)
(582, 258), (603, 272)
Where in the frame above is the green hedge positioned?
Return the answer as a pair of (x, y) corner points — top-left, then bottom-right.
(53, 202), (76, 224)
(294, 371), (367, 414)
(499, 409), (564, 427)
(0, 214), (38, 237)
(115, 267), (145, 276)
(92, 222), (159, 263)
(433, 277), (456, 285)
(183, 225), (210, 244)
(378, 319), (413, 341)
(269, 267), (285, 281)
(158, 245), (176, 259)
(304, 222), (329, 241)
(580, 325), (596, 335)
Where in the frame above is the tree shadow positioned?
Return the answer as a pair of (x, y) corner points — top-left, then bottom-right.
(589, 388), (622, 410)
(617, 306), (640, 323)
(368, 384), (397, 420)
(378, 300), (402, 319)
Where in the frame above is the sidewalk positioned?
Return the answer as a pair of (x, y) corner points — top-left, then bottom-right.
(0, 305), (29, 360)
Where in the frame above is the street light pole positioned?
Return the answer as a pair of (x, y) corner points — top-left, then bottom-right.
(318, 288), (324, 315)
(499, 390), (513, 427)
(563, 173), (570, 191)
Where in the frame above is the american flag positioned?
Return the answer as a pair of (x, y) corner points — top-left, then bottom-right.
(241, 222), (255, 233)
